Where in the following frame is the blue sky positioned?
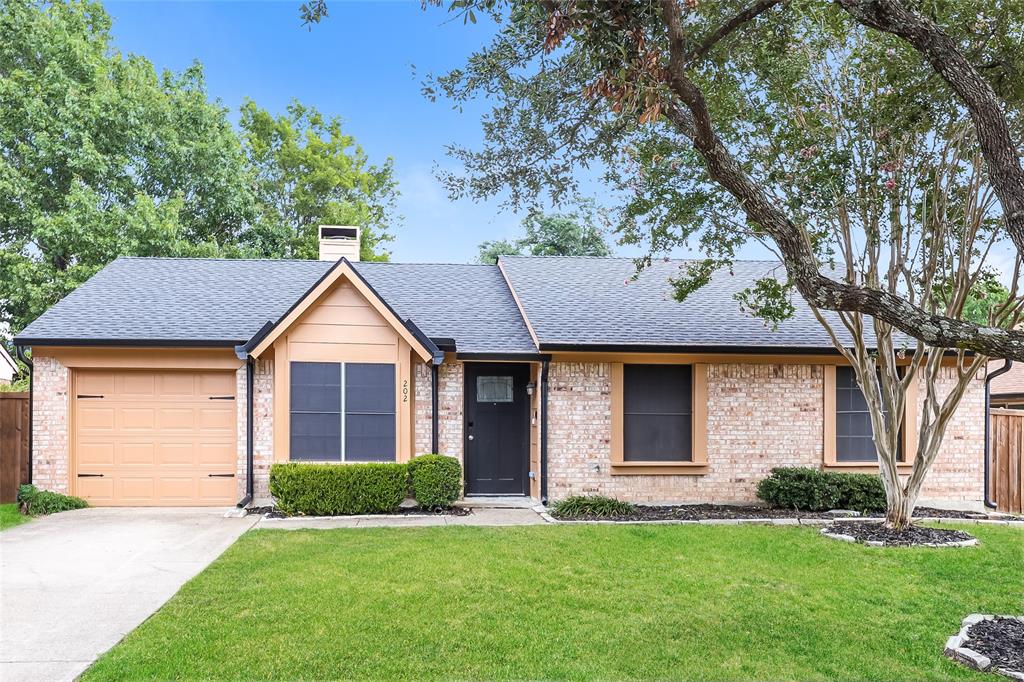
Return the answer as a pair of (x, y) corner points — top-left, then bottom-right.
(104, 0), (605, 263)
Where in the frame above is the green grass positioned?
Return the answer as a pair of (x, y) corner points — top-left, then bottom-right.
(0, 503), (29, 530)
(84, 524), (1023, 681)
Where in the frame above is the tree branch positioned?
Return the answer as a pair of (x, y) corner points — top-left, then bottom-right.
(836, 0), (1024, 255)
(657, 0), (1024, 360)
(683, 0), (786, 64)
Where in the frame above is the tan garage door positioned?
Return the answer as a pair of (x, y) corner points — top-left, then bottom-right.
(73, 370), (237, 506)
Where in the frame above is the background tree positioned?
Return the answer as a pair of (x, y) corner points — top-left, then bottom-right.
(476, 204), (612, 263)
(0, 0), (254, 336)
(239, 99), (398, 261)
(412, 0), (1023, 527)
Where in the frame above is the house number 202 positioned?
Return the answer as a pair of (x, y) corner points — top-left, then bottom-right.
(402, 379), (409, 403)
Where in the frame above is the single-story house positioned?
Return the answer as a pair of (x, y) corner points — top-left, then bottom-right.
(13, 227), (987, 510)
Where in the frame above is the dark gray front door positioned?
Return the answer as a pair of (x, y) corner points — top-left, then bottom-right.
(464, 363), (530, 495)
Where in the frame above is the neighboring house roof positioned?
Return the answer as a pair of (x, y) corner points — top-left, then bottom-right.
(498, 256), (862, 351)
(14, 256), (536, 355)
(0, 344), (16, 381)
(991, 361), (1024, 398)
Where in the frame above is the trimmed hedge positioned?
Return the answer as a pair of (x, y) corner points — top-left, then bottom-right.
(269, 462), (408, 516)
(550, 495), (635, 518)
(408, 454), (462, 510)
(17, 484), (88, 516)
(756, 467), (887, 512)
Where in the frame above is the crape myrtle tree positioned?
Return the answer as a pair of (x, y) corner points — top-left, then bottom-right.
(395, 0), (1023, 527)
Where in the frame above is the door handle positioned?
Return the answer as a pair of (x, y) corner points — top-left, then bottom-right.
(208, 473), (235, 478)
(467, 434), (474, 441)
(77, 473), (104, 478)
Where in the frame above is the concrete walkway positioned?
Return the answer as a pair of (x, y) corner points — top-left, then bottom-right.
(257, 506), (546, 530)
(0, 507), (256, 682)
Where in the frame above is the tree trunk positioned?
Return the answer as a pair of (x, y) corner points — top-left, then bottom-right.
(884, 486), (916, 530)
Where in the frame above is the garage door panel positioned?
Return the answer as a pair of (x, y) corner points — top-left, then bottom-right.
(199, 372), (235, 397)
(78, 442), (115, 468)
(121, 408), (156, 430)
(121, 373), (157, 398)
(74, 369), (237, 506)
(199, 476), (236, 500)
(77, 476), (115, 503)
(159, 408), (197, 430)
(121, 442), (156, 466)
(78, 406), (116, 432)
(77, 373), (115, 395)
(159, 373), (197, 398)
(199, 406), (234, 431)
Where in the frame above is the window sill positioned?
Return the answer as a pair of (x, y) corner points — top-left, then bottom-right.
(611, 462), (708, 476)
(823, 462), (913, 473)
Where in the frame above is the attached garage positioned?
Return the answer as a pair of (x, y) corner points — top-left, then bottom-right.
(72, 369), (238, 506)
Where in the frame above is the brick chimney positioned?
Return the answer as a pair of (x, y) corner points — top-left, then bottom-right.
(318, 225), (360, 262)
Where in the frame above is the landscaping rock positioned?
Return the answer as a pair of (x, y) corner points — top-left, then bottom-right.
(945, 615), (1024, 680)
(825, 509), (861, 517)
(823, 521), (977, 547)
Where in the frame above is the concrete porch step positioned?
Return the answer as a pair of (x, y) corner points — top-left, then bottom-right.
(456, 496), (538, 509)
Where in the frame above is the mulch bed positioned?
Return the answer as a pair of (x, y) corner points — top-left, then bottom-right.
(827, 521), (976, 547)
(549, 503), (989, 523)
(964, 617), (1024, 675)
(246, 505), (471, 519)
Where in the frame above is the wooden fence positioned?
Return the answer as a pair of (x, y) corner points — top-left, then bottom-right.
(990, 408), (1024, 514)
(0, 392), (30, 504)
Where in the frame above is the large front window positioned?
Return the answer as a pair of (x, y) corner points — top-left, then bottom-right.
(623, 364), (693, 462)
(289, 361), (396, 462)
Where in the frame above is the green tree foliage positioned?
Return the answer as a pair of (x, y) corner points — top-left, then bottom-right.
(0, 0), (399, 337)
(239, 100), (398, 261)
(476, 204), (612, 263)
(0, 0), (254, 335)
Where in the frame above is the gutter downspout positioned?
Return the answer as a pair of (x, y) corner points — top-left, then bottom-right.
(431, 363), (440, 454)
(14, 345), (32, 485)
(984, 359), (1013, 509)
(540, 359), (550, 505)
(235, 352), (255, 509)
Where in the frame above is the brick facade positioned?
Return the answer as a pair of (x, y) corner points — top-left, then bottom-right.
(31, 355), (70, 494)
(237, 359), (275, 503)
(28, 354), (987, 510)
(545, 361), (986, 509)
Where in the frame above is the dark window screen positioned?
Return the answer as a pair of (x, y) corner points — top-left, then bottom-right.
(344, 363), (396, 461)
(623, 364), (692, 462)
(835, 367), (900, 462)
(290, 362), (342, 461)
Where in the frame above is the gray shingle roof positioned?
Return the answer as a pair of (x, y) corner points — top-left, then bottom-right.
(498, 256), (863, 350)
(15, 257), (537, 354)
(16, 254), (878, 353)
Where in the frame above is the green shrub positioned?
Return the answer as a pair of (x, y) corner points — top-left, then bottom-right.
(408, 454), (462, 510)
(269, 462), (408, 516)
(755, 468), (841, 511)
(550, 495), (635, 518)
(832, 473), (887, 513)
(17, 484), (88, 516)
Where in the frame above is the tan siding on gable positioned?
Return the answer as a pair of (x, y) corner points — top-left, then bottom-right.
(272, 278), (420, 464)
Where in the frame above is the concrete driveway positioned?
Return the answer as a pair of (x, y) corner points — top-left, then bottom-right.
(1, 507), (256, 681)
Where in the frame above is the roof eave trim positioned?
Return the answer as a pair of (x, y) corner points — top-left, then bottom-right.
(538, 343), (847, 355)
(12, 337), (243, 349)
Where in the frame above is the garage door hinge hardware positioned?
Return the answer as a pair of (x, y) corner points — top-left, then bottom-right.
(208, 473), (235, 478)
(76, 394), (104, 399)
(77, 473), (104, 478)
(209, 396), (235, 400)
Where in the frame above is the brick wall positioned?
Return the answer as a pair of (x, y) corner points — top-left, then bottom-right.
(918, 366), (985, 508)
(414, 362), (432, 454)
(546, 361), (985, 508)
(32, 355), (70, 493)
(437, 363), (464, 464)
(237, 359), (274, 503)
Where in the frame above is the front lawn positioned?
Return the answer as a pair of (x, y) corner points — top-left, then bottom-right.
(0, 502), (29, 530)
(84, 524), (1023, 681)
